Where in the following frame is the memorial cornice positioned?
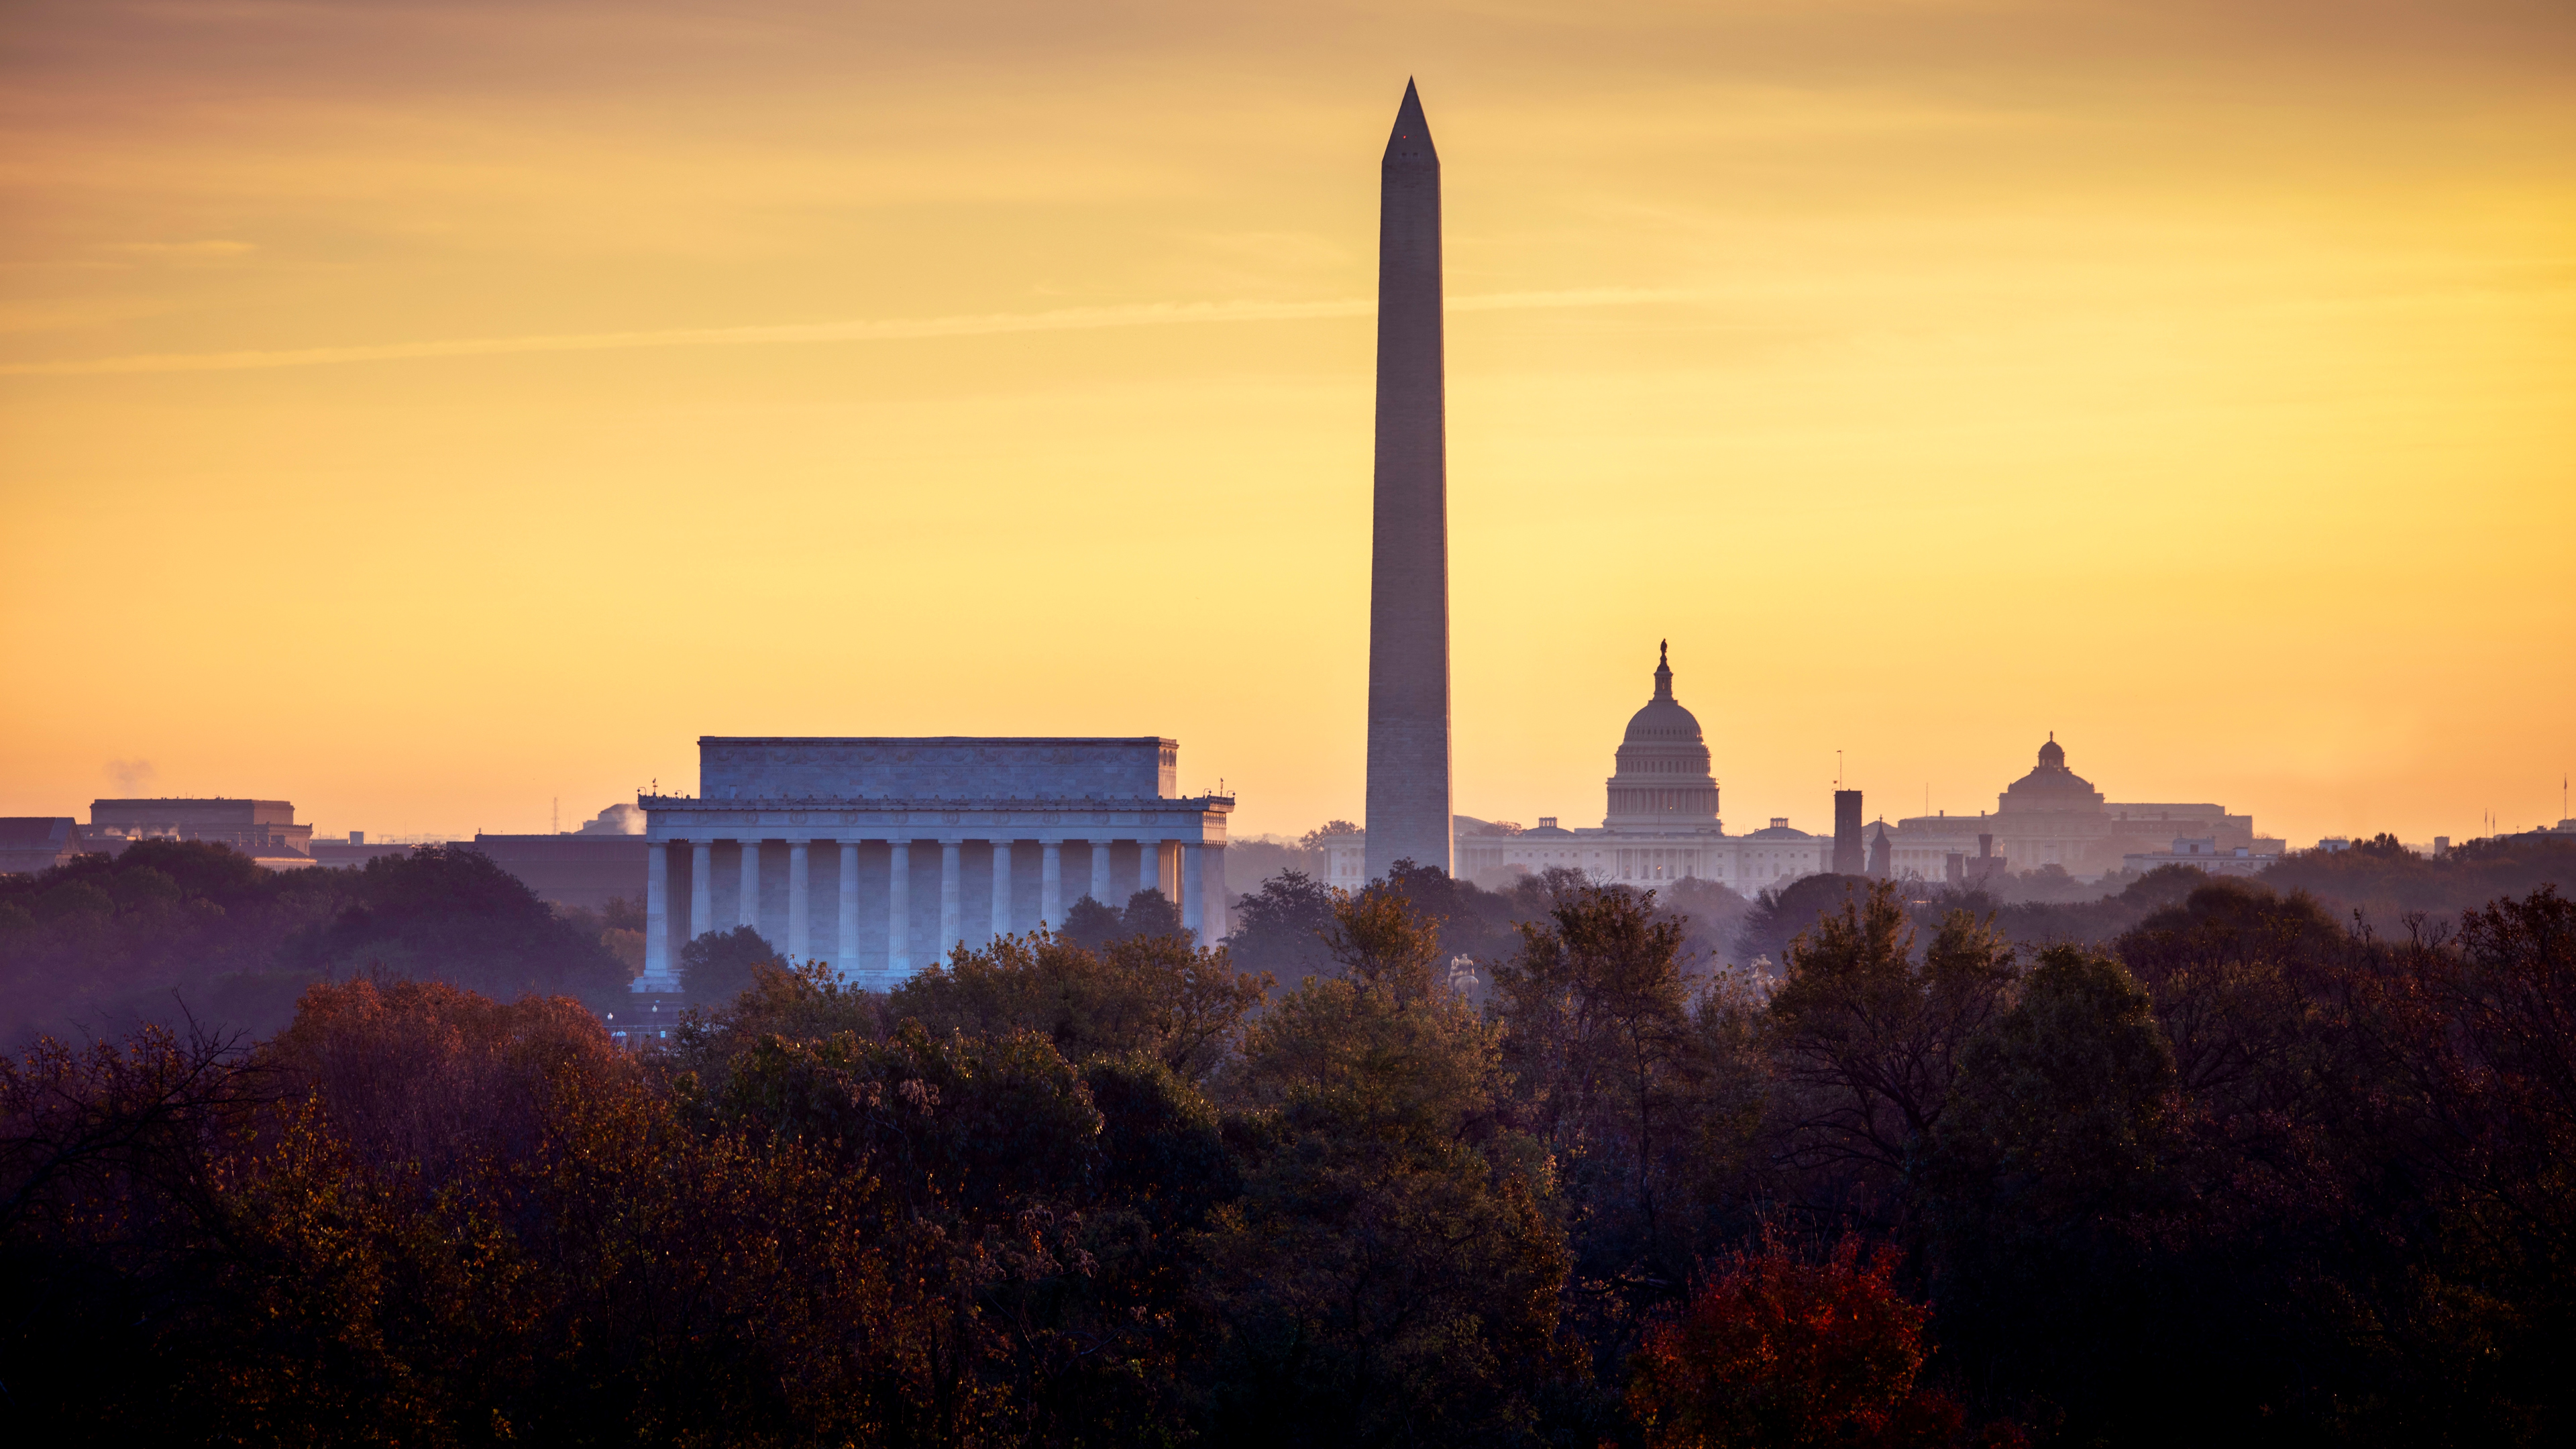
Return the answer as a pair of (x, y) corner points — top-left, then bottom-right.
(636, 793), (1235, 841)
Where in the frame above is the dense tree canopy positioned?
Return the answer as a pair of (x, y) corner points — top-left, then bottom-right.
(3, 839), (2573, 1444)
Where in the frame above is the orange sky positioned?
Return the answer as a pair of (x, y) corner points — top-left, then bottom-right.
(3, 0), (2572, 849)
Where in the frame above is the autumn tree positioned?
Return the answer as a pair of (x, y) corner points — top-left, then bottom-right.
(1625, 1232), (2002, 1449)
(0, 983), (955, 1445)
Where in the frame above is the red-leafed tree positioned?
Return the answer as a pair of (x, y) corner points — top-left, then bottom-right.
(1625, 1232), (2015, 1449)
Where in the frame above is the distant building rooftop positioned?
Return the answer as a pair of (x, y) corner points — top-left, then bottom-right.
(0, 817), (87, 876)
(87, 798), (313, 860)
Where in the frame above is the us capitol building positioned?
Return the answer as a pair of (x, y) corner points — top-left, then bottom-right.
(1323, 643), (1831, 893)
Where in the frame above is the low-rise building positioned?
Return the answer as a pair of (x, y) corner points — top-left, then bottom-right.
(467, 833), (649, 912)
(0, 817), (90, 875)
(308, 834), (421, 869)
(86, 798), (318, 869)
(2123, 836), (2271, 877)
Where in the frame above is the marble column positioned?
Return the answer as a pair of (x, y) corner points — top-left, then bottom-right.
(1089, 841), (1112, 906)
(837, 843), (860, 979)
(1182, 843), (1202, 936)
(690, 843), (712, 943)
(888, 842), (911, 977)
(1139, 840), (1158, 899)
(641, 841), (670, 989)
(939, 842), (962, 958)
(788, 842), (810, 960)
(990, 841), (1013, 942)
(1202, 843), (1228, 939)
(1040, 843), (1063, 927)
(738, 841), (761, 932)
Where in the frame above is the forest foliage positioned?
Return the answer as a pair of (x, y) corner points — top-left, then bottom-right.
(2, 835), (2571, 1444)
(0, 841), (630, 1044)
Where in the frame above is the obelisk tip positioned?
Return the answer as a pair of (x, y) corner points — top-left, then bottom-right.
(1385, 78), (1436, 166)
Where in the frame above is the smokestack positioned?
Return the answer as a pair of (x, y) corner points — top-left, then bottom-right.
(1833, 790), (1864, 874)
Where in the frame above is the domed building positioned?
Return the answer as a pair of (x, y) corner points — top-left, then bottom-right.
(1448, 643), (1829, 892)
(1606, 644), (1721, 825)
(1880, 735), (2269, 883)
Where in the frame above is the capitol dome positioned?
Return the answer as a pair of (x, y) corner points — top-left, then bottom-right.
(1605, 642), (1721, 826)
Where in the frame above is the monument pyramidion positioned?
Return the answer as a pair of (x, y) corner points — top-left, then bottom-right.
(1363, 78), (1454, 881)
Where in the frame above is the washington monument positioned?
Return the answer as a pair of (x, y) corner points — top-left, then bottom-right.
(1364, 78), (1454, 880)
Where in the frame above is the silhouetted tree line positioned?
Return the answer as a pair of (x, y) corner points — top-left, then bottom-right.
(0, 841), (633, 1044)
(1232, 861), (1752, 993)
(3, 836), (2571, 1444)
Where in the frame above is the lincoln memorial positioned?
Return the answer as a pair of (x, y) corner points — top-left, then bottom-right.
(635, 737), (1233, 992)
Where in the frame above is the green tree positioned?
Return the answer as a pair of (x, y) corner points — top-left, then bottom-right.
(1933, 947), (2178, 1216)
(1493, 883), (1762, 1301)
(1202, 885), (1577, 1445)
(890, 928), (1269, 1085)
(280, 844), (628, 1002)
(1297, 820), (1360, 852)
(1229, 869), (1342, 991)
(678, 923), (782, 1004)
(1735, 874), (1874, 973)
(1921, 947), (2178, 1433)
(1766, 881), (2018, 1189)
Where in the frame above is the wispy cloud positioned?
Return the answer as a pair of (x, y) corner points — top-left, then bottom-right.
(101, 239), (258, 260)
(0, 288), (1686, 377)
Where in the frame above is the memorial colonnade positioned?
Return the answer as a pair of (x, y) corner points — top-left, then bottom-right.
(635, 801), (1230, 990)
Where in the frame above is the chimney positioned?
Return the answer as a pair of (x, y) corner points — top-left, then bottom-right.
(1833, 790), (1864, 874)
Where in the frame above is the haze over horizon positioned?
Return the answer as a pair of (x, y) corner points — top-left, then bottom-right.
(4, 0), (2571, 850)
